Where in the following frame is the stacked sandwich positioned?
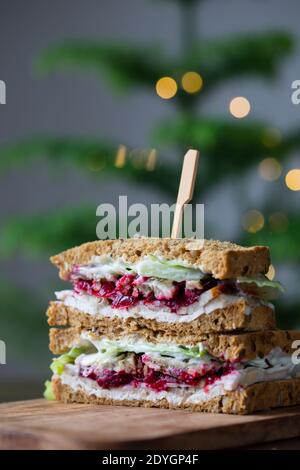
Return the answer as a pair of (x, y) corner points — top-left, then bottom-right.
(45, 238), (300, 414)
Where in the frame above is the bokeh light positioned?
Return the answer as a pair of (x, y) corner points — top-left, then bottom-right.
(285, 169), (300, 191)
(114, 145), (127, 168)
(258, 158), (282, 181)
(242, 210), (264, 233)
(156, 77), (177, 99)
(181, 71), (203, 94)
(269, 212), (289, 233)
(146, 149), (157, 171)
(229, 96), (251, 118)
(266, 264), (276, 281)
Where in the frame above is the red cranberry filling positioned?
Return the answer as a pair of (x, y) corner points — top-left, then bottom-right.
(79, 355), (235, 392)
(73, 274), (220, 313)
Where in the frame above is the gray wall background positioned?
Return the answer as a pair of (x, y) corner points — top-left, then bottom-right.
(0, 0), (300, 393)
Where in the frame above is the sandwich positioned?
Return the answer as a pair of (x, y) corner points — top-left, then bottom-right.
(49, 328), (300, 414)
(48, 239), (277, 335)
(45, 238), (300, 414)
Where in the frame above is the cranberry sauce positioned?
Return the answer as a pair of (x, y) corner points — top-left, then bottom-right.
(73, 274), (220, 313)
(79, 354), (236, 392)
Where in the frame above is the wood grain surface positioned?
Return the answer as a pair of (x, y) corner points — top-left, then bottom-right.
(1, 399), (300, 450)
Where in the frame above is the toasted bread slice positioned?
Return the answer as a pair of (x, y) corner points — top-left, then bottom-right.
(47, 300), (276, 335)
(49, 326), (300, 361)
(52, 376), (300, 415)
(50, 238), (270, 280)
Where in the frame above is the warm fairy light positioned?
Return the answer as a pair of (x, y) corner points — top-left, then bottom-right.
(266, 264), (276, 281)
(269, 212), (289, 233)
(258, 158), (282, 182)
(262, 128), (282, 148)
(155, 76), (177, 99)
(242, 210), (264, 233)
(115, 144), (127, 168)
(181, 71), (203, 94)
(146, 149), (157, 171)
(285, 169), (300, 191)
(229, 96), (251, 118)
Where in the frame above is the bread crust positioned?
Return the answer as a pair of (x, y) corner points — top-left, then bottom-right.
(52, 376), (300, 415)
(47, 300), (276, 334)
(49, 326), (300, 361)
(50, 238), (270, 280)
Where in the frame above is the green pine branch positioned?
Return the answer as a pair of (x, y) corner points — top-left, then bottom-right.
(36, 32), (293, 98)
(37, 41), (169, 90)
(0, 206), (97, 256)
(0, 136), (178, 195)
(184, 32), (293, 94)
(0, 135), (115, 170)
(153, 116), (300, 188)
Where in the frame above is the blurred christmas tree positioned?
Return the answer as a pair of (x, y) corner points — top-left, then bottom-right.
(1, 0), (300, 339)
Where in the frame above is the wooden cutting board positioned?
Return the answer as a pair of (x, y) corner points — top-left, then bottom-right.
(1, 399), (300, 450)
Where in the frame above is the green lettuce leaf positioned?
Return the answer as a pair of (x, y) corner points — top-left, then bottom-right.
(50, 346), (92, 375)
(177, 345), (207, 358)
(135, 255), (205, 282)
(236, 276), (284, 291)
(43, 380), (55, 401)
(236, 276), (284, 300)
(94, 337), (207, 359)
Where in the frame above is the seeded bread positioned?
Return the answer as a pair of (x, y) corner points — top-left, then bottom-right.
(47, 300), (276, 335)
(49, 327), (300, 361)
(52, 376), (300, 415)
(50, 238), (270, 280)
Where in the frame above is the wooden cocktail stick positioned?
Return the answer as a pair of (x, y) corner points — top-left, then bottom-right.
(171, 149), (199, 238)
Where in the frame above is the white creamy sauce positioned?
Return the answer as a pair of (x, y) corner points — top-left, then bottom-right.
(73, 256), (130, 280)
(55, 289), (261, 323)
